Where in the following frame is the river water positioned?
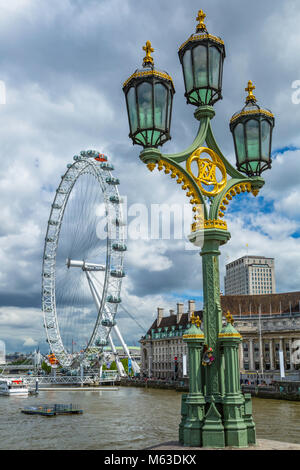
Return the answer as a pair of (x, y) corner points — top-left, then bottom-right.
(0, 387), (299, 450)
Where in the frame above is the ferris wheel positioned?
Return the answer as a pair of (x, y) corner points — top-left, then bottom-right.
(42, 150), (129, 369)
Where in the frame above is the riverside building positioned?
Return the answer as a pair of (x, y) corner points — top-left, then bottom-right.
(140, 301), (198, 380)
(224, 256), (276, 296)
(140, 293), (300, 380)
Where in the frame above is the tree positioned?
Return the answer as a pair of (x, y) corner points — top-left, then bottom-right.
(41, 361), (51, 375)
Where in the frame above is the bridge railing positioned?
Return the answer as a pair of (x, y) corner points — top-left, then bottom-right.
(23, 374), (119, 386)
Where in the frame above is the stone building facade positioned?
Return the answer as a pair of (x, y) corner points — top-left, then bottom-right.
(140, 301), (198, 380)
(140, 293), (300, 379)
(222, 292), (300, 373)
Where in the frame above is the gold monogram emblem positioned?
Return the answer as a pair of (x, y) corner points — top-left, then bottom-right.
(186, 147), (227, 196)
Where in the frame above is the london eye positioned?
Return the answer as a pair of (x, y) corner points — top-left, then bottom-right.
(42, 150), (129, 370)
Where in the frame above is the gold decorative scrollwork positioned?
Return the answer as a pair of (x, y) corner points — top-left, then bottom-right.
(146, 159), (202, 216)
(218, 182), (254, 218)
(186, 147), (227, 197)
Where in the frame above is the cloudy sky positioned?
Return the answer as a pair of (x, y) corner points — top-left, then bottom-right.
(1, 0), (300, 354)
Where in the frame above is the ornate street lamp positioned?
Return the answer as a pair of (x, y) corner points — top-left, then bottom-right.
(122, 40), (175, 148)
(178, 9), (225, 107)
(123, 10), (275, 449)
(230, 80), (275, 177)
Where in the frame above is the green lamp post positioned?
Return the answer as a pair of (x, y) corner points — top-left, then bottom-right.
(122, 10), (275, 448)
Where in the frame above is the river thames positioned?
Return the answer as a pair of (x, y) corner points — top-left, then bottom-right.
(0, 387), (299, 450)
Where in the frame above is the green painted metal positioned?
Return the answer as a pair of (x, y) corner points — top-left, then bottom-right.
(137, 102), (262, 449)
(243, 393), (256, 444)
(162, 106), (215, 163)
(139, 144), (208, 217)
(200, 229), (230, 406)
(201, 400), (225, 448)
(178, 393), (188, 444)
(182, 321), (205, 447)
(219, 322), (249, 447)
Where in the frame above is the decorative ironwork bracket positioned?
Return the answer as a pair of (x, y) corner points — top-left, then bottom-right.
(139, 106), (265, 233)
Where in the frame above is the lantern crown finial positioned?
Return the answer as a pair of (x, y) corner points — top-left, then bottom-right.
(196, 9), (207, 31)
(142, 40), (154, 67)
(245, 80), (257, 103)
(190, 311), (202, 328)
(225, 310), (234, 325)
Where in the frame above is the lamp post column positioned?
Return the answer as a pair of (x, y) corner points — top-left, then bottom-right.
(199, 229), (230, 402)
(180, 315), (205, 447)
(190, 228), (230, 448)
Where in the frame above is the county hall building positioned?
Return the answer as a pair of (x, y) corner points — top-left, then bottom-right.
(140, 293), (300, 380)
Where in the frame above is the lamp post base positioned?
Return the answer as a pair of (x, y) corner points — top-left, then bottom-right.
(179, 393), (256, 449)
(183, 394), (205, 447)
(201, 401), (225, 448)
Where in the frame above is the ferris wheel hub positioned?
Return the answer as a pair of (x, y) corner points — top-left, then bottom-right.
(66, 258), (106, 271)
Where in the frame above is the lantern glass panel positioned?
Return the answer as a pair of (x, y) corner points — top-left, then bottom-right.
(234, 122), (246, 163)
(152, 130), (161, 145)
(183, 49), (193, 92)
(137, 81), (153, 129)
(261, 120), (271, 162)
(193, 44), (207, 88)
(245, 119), (259, 160)
(167, 88), (172, 126)
(209, 46), (221, 88)
(154, 83), (167, 130)
(127, 86), (138, 134)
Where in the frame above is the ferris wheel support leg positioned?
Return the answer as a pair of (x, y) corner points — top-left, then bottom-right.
(85, 271), (101, 310)
(108, 334), (126, 377)
(85, 272), (126, 378)
(112, 324), (140, 375)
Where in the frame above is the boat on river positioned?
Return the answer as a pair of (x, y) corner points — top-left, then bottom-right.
(0, 378), (29, 396)
(21, 403), (83, 416)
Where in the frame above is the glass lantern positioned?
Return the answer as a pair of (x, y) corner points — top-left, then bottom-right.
(122, 41), (175, 148)
(178, 10), (225, 107)
(230, 81), (275, 177)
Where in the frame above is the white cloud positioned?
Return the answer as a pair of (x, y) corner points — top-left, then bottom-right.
(23, 337), (38, 347)
(126, 240), (173, 272)
(0, 306), (43, 351)
(221, 214), (300, 294)
(273, 190), (300, 218)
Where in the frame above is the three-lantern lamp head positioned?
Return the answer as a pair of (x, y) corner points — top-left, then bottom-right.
(122, 10), (275, 180)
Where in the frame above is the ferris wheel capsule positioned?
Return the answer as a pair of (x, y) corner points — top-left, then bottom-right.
(95, 153), (108, 162)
